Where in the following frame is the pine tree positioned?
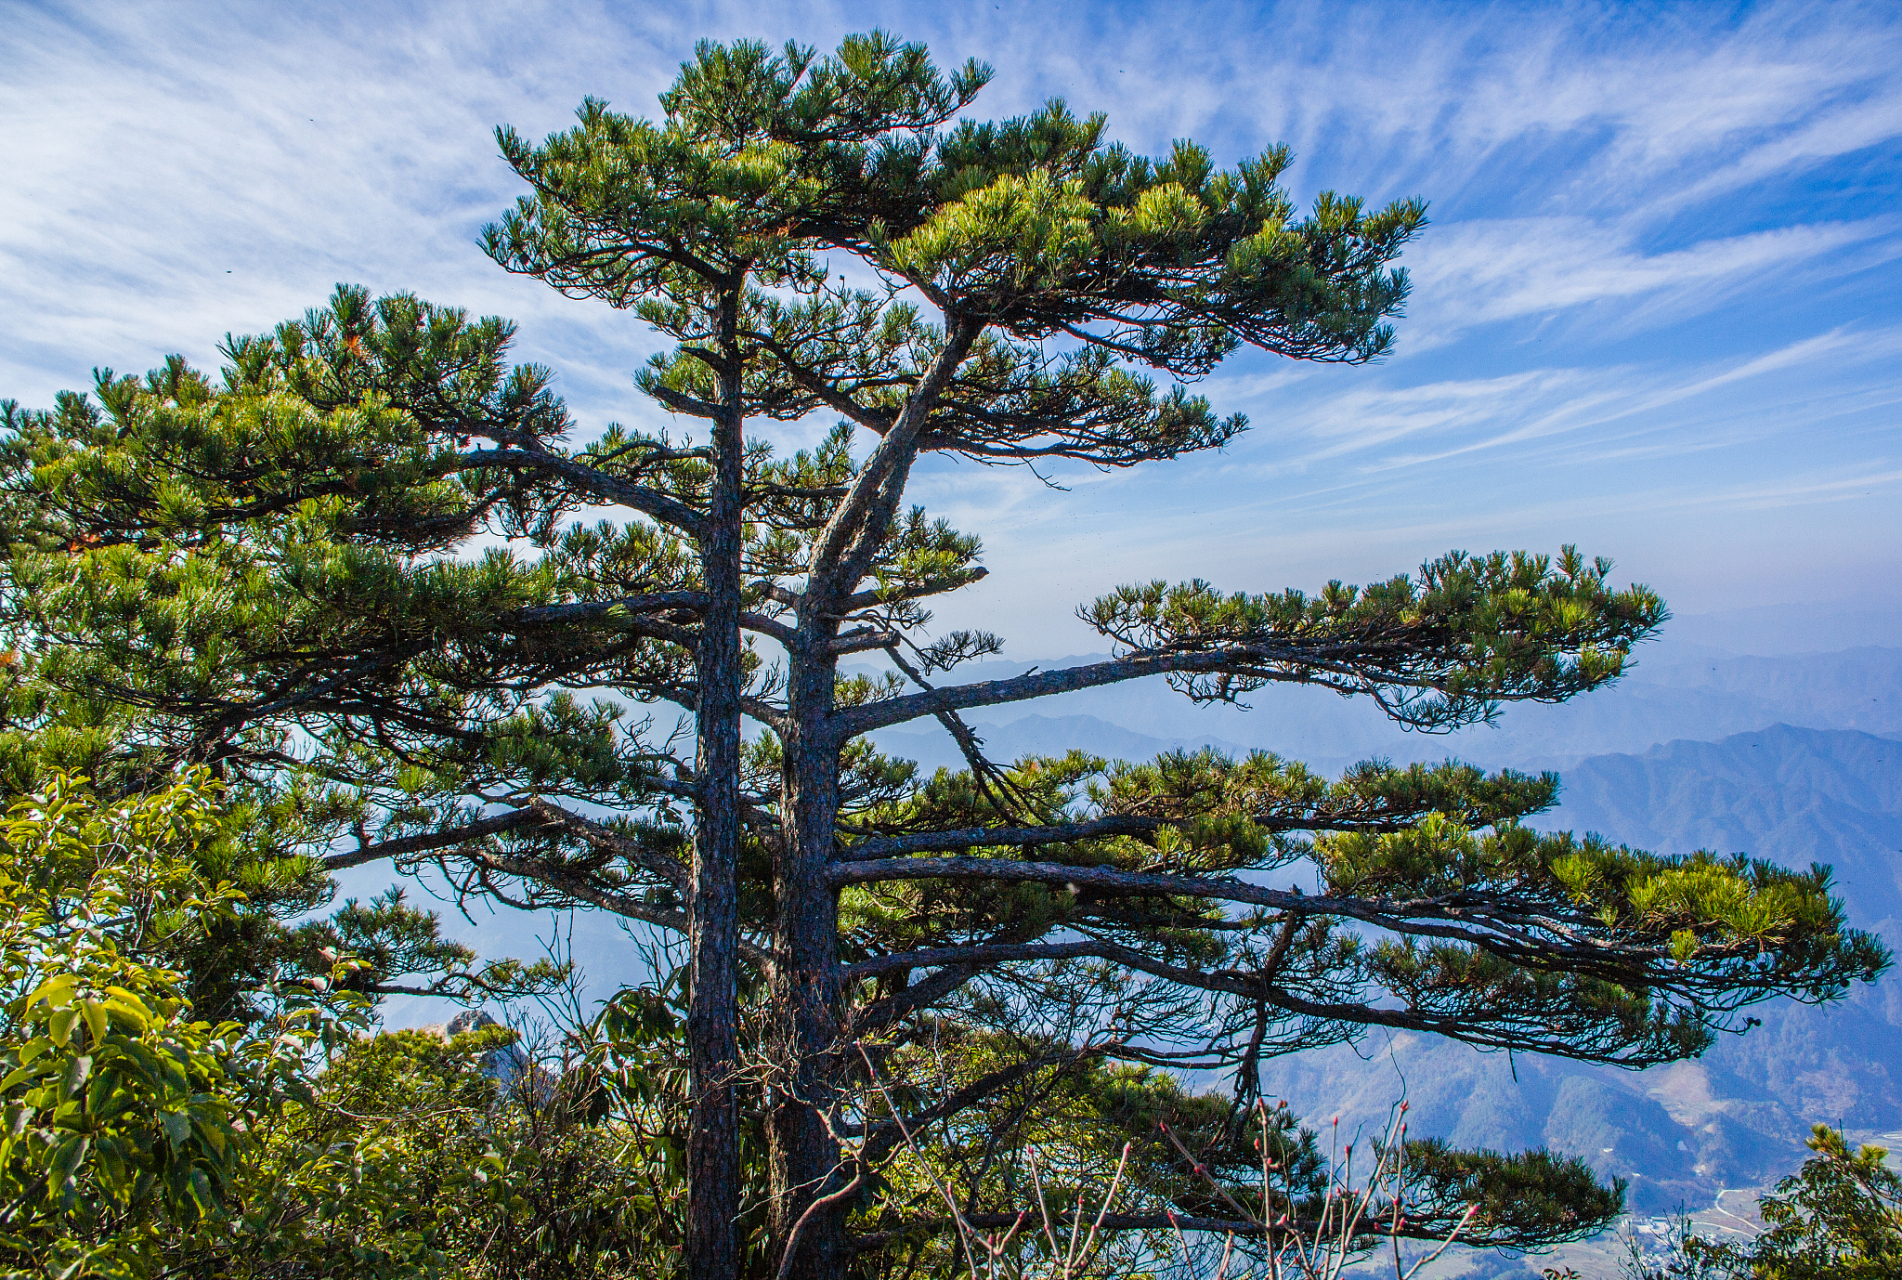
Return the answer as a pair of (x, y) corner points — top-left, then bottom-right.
(1, 32), (1886, 1280)
(0, 369), (559, 1027)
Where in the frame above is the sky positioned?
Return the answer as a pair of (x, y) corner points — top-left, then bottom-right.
(4, 0), (1900, 657)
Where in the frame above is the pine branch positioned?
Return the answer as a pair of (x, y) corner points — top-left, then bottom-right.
(451, 447), (707, 535)
(322, 809), (544, 871)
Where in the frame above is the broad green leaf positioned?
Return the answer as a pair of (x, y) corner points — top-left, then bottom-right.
(0, 1059), (51, 1092)
(47, 1130), (89, 1193)
(62, 1053), (92, 1100)
(103, 997), (151, 1032)
(29, 974), (77, 1010)
(78, 998), (106, 1044)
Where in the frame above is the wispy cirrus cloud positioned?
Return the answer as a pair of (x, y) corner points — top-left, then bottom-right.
(1242, 326), (1902, 475)
(1042, 2), (1902, 216)
(1404, 217), (1898, 342)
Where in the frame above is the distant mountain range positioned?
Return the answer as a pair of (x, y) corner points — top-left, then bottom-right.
(1253, 723), (1902, 1218)
(1549, 725), (1902, 943)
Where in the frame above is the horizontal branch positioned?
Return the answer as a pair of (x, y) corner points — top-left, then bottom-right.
(451, 447), (705, 535)
(641, 381), (721, 420)
(829, 566), (988, 616)
(831, 627), (899, 654)
(851, 961), (986, 1036)
(740, 611), (798, 649)
(844, 940), (1100, 981)
(464, 848), (773, 970)
(324, 802), (691, 888)
(208, 645), (421, 736)
(521, 798), (689, 892)
(834, 856), (1430, 938)
(324, 809), (540, 871)
(838, 792), (1524, 859)
(496, 592), (789, 651)
(841, 817), (1162, 861)
(505, 592), (708, 627)
(834, 650), (1268, 737)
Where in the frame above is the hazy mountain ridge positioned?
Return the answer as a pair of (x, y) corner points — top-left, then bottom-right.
(1544, 725), (1902, 937)
(1255, 723), (1902, 1215)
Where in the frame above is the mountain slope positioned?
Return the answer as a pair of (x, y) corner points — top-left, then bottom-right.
(1545, 725), (1902, 938)
(1252, 725), (1902, 1214)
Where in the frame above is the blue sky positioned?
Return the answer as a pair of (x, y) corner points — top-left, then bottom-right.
(5, 0), (1899, 655)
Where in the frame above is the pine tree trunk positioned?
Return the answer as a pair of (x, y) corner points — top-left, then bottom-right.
(686, 311), (744, 1280)
(769, 637), (850, 1278)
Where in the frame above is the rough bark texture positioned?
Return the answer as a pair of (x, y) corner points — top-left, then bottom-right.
(769, 626), (848, 1280)
(686, 297), (744, 1280)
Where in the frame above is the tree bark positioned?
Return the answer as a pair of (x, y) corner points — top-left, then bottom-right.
(762, 320), (980, 1276)
(687, 292), (744, 1280)
(768, 630), (850, 1279)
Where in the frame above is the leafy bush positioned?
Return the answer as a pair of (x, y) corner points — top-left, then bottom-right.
(0, 772), (281, 1278)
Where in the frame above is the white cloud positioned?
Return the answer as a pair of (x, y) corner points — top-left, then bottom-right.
(1248, 327), (1902, 475)
(1011, 2), (1902, 218)
(1406, 218), (1896, 338)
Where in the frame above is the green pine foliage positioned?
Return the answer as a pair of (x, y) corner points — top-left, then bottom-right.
(0, 29), (1888, 1277)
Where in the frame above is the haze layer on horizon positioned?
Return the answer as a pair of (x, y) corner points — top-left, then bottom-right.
(5, 0), (1899, 655)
